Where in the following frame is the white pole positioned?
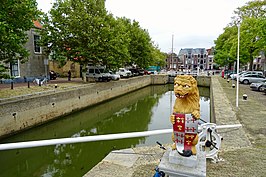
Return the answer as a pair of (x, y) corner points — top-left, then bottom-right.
(0, 129), (172, 151)
(0, 124), (242, 151)
(236, 21), (240, 108)
(171, 34), (174, 70)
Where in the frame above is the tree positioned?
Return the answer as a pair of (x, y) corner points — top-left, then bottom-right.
(100, 16), (130, 70)
(150, 44), (166, 68)
(40, 0), (110, 79)
(214, 26), (239, 68)
(0, 0), (40, 64)
(41, 0), (165, 78)
(124, 20), (154, 68)
(234, 0), (266, 70)
(214, 0), (266, 71)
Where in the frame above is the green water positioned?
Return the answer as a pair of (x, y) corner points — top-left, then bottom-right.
(0, 85), (210, 177)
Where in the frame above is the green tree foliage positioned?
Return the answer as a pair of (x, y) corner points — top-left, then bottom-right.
(40, 0), (165, 75)
(40, 0), (109, 71)
(0, 64), (10, 79)
(214, 0), (266, 70)
(127, 20), (153, 68)
(214, 26), (238, 67)
(150, 44), (167, 68)
(0, 0), (40, 63)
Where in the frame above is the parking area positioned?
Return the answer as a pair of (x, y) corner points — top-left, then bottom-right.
(222, 77), (266, 107)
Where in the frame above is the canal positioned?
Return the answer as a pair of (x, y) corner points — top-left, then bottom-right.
(0, 85), (210, 177)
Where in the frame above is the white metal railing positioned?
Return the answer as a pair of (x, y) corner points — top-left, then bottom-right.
(0, 124), (242, 151)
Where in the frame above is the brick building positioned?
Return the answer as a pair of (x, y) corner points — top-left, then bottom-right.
(178, 48), (208, 70)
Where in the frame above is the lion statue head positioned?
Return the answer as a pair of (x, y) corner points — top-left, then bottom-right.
(173, 75), (200, 114)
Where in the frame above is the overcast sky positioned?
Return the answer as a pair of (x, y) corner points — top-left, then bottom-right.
(36, 0), (251, 54)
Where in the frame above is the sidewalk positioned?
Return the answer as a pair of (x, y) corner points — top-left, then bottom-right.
(85, 76), (266, 177)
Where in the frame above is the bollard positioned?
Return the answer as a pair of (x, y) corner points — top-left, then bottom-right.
(28, 81), (30, 88)
(11, 82), (13, 90)
(243, 94), (248, 100)
(227, 79), (230, 83)
(55, 84), (58, 89)
(232, 84), (235, 88)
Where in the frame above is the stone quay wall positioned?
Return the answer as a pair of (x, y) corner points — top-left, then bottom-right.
(0, 75), (210, 139)
(0, 75), (168, 138)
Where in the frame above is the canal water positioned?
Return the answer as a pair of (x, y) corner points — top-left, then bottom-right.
(0, 85), (210, 177)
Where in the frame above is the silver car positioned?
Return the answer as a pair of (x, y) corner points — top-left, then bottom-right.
(250, 80), (266, 91)
(239, 74), (266, 84)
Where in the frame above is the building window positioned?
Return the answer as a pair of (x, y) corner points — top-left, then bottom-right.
(34, 35), (41, 53)
(10, 60), (19, 77)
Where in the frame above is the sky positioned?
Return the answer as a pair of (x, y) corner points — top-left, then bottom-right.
(36, 0), (251, 54)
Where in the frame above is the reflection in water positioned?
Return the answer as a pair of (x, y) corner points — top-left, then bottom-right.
(0, 85), (209, 177)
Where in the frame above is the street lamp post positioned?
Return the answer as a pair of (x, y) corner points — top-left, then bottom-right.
(236, 20), (241, 108)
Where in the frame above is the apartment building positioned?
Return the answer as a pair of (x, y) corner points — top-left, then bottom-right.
(178, 48), (208, 70)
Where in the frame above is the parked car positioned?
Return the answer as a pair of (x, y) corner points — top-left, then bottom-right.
(138, 69), (145, 75)
(49, 70), (57, 80)
(86, 66), (112, 82)
(239, 74), (266, 84)
(230, 71), (246, 80)
(250, 80), (266, 91)
(116, 68), (132, 78)
(150, 70), (158, 74)
(144, 70), (151, 75)
(109, 71), (120, 80)
(240, 71), (263, 77)
(261, 84), (266, 94)
(128, 68), (140, 76)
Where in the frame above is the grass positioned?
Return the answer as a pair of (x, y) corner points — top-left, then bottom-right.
(0, 82), (85, 99)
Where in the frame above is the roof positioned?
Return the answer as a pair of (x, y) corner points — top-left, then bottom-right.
(178, 48), (207, 56)
(33, 20), (42, 29)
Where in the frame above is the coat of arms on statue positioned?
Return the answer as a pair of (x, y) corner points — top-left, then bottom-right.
(172, 113), (199, 157)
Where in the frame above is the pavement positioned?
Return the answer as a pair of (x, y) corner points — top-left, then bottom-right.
(84, 76), (266, 177)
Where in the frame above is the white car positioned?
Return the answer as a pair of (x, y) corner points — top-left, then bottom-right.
(239, 74), (266, 84)
(250, 81), (266, 91)
(230, 71), (246, 80)
(116, 68), (132, 78)
(240, 71), (263, 77)
(109, 71), (120, 80)
(86, 66), (112, 82)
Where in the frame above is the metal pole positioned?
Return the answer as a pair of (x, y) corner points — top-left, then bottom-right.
(0, 129), (172, 151)
(0, 124), (242, 151)
(171, 34), (174, 70)
(236, 21), (240, 108)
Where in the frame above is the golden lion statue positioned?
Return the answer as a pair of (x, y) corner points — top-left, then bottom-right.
(170, 75), (200, 156)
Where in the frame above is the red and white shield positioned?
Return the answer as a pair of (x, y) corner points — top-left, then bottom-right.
(173, 113), (198, 153)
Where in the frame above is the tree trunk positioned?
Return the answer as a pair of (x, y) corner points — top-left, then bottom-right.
(249, 50), (254, 71)
(82, 64), (87, 82)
